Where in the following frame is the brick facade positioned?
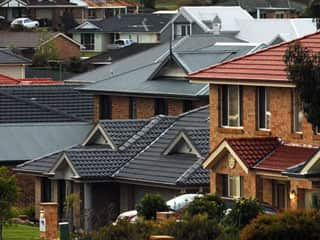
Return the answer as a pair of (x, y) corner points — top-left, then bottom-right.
(94, 95), (209, 120)
(209, 85), (320, 150)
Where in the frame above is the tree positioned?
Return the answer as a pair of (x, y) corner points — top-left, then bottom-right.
(0, 167), (19, 240)
(136, 194), (169, 220)
(300, 0), (320, 29)
(284, 42), (320, 128)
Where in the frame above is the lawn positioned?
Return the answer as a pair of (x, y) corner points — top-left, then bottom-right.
(3, 224), (39, 240)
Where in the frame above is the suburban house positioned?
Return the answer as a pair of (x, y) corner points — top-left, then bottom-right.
(0, 32), (84, 59)
(0, 48), (30, 78)
(70, 13), (174, 52)
(188, 32), (320, 211)
(67, 34), (262, 120)
(171, 6), (317, 44)
(0, 0), (28, 21)
(0, 73), (60, 84)
(215, 0), (307, 18)
(15, 105), (210, 230)
(0, 84), (94, 206)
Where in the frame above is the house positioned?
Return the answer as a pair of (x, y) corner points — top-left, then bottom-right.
(0, 48), (30, 78)
(0, 0), (28, 21)
(67, 34), (262, 121)
(171, 6), (317, 44)
(0, 32), (84, 59)
(15, 105), (210, 230)
(214, 0), (307, 18)
(188, 32), (320, 210)
(70, 13), (174, 52)
(0, 84), (94, 207)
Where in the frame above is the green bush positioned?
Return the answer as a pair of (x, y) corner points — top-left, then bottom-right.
(241, 210), (320, 240)
(136, 194), (169, 220)
(20, 206), (35, 220)
(161, 214), (222, 240)
(225, 198), (262, 229)
(186, 194), (226, 221)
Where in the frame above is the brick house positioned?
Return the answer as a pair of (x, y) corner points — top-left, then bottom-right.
(0, 32), (84, 59)
(67, 34), (261, 121)
(189, 32), (320, 210)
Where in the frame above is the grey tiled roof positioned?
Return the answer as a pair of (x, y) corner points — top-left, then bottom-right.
(16, 106), (210, 187)
(115, 106), (210, 186)
(0, 49), (31, 64)
(0, 85), (94, 123)
(74, 34), (257, 98)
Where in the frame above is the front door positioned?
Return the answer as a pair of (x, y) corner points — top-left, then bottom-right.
(273, 182), (288, 210)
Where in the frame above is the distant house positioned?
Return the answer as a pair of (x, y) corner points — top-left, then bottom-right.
(0, 73), (61, 84)
(15, 106), (210, 230)
(214, 0), (307, 18)
(67, 34), (262, 120)
(0, 48), (30, 78)
(0, 0), (28, 21)
(0, 32), (84, 59)
(70, 13), (174, 52)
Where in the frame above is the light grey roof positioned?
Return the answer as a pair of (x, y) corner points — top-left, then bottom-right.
(0, 122), (92, 163)
(71, 34), (258, 98)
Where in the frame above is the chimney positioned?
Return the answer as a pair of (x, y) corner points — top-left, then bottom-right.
(212, 15), (221, 35)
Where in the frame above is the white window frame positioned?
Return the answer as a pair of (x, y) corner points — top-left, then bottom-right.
(257, 87), (271, 130)
(228, 175), (241, 198)
(221, 86), (242, 128)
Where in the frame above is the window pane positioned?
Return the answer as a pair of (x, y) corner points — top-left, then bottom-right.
(228, 86), (239, 127)
(258, 87), (266, 128)
(221, 86), (228, 126)
(228, 175), (240, 198)
(293, 92), (303, 133)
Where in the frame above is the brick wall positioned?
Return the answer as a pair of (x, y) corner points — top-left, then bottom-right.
(137, 97), (154, 118)
(168, 99), (183, 116)
(112, 96), (129, 119)
(209, 85), (320, 150)
(41, 35), (81, 60)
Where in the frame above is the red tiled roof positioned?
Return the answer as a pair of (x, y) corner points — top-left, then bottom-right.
(189, 31), (320, 84)
(226, 137), (280, 168)
(84, 0), (140, 7)
(254, 145), (318, 172)
(0, 74), (62, 85)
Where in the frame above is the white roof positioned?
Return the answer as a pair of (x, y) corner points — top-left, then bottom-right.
(235, 18), (318, 44)
(179, 6), (253, 33)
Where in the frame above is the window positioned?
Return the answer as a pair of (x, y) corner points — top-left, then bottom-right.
(129, 97), (137, 119)
(257, 87), (270, 130)
(100, 95), (112, 119)
(88, 9), (96, 19)
(276, 12), (285, 18)
(81, 33), (95, 50)
(221, 85), (242, 127)
(222, 174), (243, 198)
(155, 98), (168, 115)
(183, 100), (193, 112)
(175, 24), (191, 38)
(41, 178), (52, 202)
(293, 91), (303, 133)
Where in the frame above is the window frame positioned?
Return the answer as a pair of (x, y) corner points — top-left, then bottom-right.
(220, 85), (242, 128)
(81, 33), (95, 51)
(257, 87), (271, 130)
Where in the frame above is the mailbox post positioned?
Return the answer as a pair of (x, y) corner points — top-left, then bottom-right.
(39, 202), (58, 240)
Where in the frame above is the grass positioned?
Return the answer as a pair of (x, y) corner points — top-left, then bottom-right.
(3, 224), (39, 240)
(80, 51), (101, 58)
(156, 0), (178, 10)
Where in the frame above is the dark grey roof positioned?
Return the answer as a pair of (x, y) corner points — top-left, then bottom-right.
(72, 34), (258, 98)
(115, 106), (210, 186)
(0, 49), (31, 64)
(16, 106), (210, 187)
(0, 85), (94, 123)
(71, 14), (173, 33)
(84, 43), (159, 65)
(0, 122), (92, 163)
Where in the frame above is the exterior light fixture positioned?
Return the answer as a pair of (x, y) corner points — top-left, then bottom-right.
(290, 190), (296, 200)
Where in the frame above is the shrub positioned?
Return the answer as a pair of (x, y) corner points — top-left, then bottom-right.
(186, 194), (226, 221)
(161, 214), (222, 240)
(20, 206), (35, 220)
(241, 210), (320, 240)
(136, 194), (169, 220)
(225, 198), (262, 229)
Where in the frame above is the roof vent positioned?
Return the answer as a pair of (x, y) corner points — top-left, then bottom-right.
(211, 15), (221, 35)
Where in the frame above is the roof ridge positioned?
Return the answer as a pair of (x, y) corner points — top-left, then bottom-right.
(177, 104), (209, 118)
(189, 30), (320, 78)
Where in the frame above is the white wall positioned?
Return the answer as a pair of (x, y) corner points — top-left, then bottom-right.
(120, 33), (159, 43)
(0, 65), (25, 78)
(73, 33), (112, 52)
